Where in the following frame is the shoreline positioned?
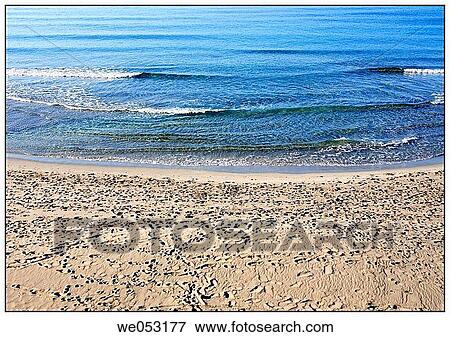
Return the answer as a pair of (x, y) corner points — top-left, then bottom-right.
(6, 156), (444, 183)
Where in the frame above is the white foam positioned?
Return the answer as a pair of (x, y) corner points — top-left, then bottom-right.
(6, 68), (140, 80)
(7, 95), (218, 115)
(131, 107), (219, 115)
(379, 136), (418, 147)
(7, 96), (113, 111)
(403, 68), (444, 75)
(431, 93), (444, 105)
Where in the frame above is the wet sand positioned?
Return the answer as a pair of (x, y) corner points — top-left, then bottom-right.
(6, 159), (444, 311)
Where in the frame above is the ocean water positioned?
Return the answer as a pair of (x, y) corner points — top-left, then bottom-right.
(6, 6), (444, 167)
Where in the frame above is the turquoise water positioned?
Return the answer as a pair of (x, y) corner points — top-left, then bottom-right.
(6, 6), (444, 167)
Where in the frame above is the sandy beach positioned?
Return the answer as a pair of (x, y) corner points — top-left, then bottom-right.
(6, 159), (444, 311)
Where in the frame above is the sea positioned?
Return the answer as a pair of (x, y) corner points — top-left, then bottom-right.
(6, 6), (445, 170)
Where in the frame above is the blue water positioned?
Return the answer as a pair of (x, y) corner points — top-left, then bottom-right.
(6, 6), (444, 167)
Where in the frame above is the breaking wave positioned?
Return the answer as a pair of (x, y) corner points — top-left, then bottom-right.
(7, 66), (444, 81)
(6, 96), (220, 115)
(6, 68), (219, 80)
(368, 67), (444, 75)
(7, 95), (442, 117)
(431, 93), (444, 105)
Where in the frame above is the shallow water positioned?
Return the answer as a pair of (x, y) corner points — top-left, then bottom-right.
(6, 6), (444, 167)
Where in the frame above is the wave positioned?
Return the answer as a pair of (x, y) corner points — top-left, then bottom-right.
(7, 95), (442, 116)
(241, 49), (377, 56)
(6, 96), (220, 115)
(26, 137), (418, 154)
(431, 93), (444, 105)
(376, 136), (418, 147)
(6, 68), (219, 80)
(404, 68), (444, 75)
(233, 136), (421, 152)
(190, 101), (440, 117)
(10, 33), (212, 41)
(131, 72), (217, 79)
(367, 67), (444, 75)
(8, 66), (444, 81)
(6, 68), (140, 80)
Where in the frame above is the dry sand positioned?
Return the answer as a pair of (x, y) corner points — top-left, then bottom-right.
(6, 159), (444, 311)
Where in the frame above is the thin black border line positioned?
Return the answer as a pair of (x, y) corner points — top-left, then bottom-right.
(3, 4), (446, 313)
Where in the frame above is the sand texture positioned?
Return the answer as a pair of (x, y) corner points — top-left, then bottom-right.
(6, 160), (444, 311)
